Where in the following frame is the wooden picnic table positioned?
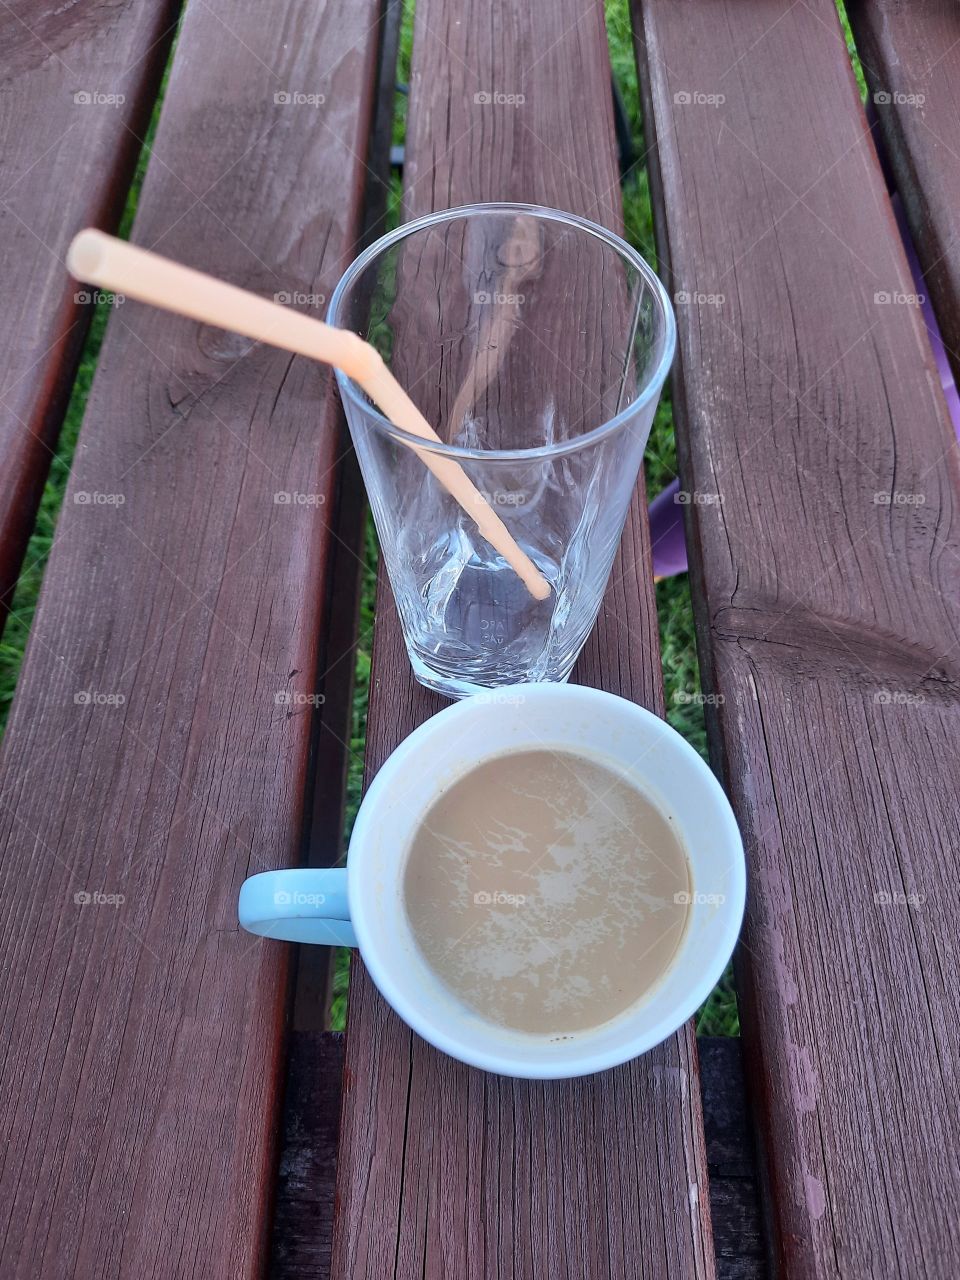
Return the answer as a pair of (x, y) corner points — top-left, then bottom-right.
(0, 1), (958, 1277)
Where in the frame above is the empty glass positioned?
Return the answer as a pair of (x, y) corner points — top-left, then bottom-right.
(328, 203), (675, 699)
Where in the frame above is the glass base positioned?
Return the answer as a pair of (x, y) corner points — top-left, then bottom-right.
(408, 650), (573, 701)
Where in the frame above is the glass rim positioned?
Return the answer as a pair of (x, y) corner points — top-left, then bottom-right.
(327, 201), (677, 463)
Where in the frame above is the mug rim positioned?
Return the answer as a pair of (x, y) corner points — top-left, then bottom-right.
(326, 201), (677, 463)
(347, 683), (745, 1079)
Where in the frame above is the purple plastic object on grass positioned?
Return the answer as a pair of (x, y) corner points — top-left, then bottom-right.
(648, 479), (687, 581)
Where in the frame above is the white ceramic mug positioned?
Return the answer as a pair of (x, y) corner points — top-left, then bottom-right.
(239, 683), (745, 1079)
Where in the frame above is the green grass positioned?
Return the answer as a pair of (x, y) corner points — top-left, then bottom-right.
(836, 1), (868, 102)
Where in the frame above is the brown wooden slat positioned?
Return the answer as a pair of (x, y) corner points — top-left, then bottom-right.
(291, 0), (403, 1034)
(272, 1035), (763, 1280)
(632, 0), (960, 1274)
(0, 0), (384, 1274)
(0, 0), (181, 617)
(330, 3), (714, 1278)
(846, 1), (960, 388)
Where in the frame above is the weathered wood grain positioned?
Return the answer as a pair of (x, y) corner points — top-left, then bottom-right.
(699, 1039), (767, 1280)
(0, 0), (384, 1275)
(0, 0), (181, 618)
(847, 1), (960, 390)
(271, 1035), (765, 1280)
(633, 0), (960, 1273)
(292, 0), (403, 1034)
(269, 1032), (346, 1280)
(330, 3), (715, 1277)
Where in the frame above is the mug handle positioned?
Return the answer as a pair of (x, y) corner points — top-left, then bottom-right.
(239, 869), (357, 946)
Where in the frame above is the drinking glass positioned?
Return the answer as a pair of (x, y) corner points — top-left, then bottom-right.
(328, 203), (675, 699)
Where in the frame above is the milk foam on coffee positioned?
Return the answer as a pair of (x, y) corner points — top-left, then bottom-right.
(402, 748), (692, 1035)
